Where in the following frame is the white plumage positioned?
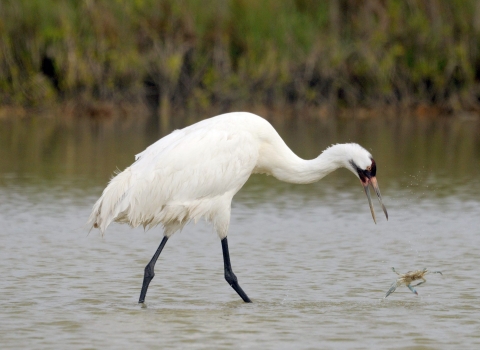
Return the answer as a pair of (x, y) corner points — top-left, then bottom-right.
(89, 113), (259, 236)
(88, 112), (387, 303)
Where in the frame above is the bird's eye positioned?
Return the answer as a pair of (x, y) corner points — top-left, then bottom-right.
(366, 166), (371, 172)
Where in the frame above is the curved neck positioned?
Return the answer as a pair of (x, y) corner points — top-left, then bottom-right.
(265, 144), (348, 184)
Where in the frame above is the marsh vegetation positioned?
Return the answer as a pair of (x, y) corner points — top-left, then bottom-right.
(2, 0), (480, 117)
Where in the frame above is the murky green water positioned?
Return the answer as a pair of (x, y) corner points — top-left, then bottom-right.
(1, 113), (480, 349)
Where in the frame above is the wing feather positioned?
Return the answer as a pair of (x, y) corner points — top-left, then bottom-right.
(88, 121), (259, 234)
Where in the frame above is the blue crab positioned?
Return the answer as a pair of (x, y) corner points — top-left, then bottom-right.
(384, 267), (443, 298)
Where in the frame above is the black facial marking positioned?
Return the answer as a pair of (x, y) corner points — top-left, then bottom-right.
(350, 158), (376, 183)
(370, 158), (377, 176)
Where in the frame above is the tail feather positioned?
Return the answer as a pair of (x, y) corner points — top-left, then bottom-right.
(88, 168), (134, 234)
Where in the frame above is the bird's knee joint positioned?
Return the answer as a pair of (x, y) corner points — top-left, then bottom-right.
(224, 270), (238, 286)
(144, 265), (155, 279)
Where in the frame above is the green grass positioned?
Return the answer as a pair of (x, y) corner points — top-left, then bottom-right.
(1, 0), (480, 112)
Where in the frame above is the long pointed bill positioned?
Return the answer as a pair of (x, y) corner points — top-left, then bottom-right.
(363, 183), (377, 224)
(370, 177), (388, 221)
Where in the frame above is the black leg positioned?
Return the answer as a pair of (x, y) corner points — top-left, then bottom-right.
(139, 236), (168, 303)
(221, 237), (252, 302)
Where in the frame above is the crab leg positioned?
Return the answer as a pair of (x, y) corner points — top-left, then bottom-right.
(391, 267), (400, 275)
(410, 278), (427, 288)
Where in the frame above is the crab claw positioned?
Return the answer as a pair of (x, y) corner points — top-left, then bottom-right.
(384, 282), (399, 298)
(407, 284), (418, 295)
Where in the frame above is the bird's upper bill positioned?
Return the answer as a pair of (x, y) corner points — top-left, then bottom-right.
(351, 159), (388, 224)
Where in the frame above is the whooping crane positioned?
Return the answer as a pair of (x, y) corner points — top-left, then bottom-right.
(88, 112), (388, 303)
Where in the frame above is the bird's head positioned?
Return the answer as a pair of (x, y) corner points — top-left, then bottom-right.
(344, 144), (388, 224)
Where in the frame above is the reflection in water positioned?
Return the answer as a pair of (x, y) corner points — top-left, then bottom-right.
(0, 113), (479, 348)
(1, 114), (479, 193)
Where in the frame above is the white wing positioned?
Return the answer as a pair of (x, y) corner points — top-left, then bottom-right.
(88, 119), (259, 235)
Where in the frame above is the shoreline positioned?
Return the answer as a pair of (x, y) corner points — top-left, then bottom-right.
(1, 100), (478, 123)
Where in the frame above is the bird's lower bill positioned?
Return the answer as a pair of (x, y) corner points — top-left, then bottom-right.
(362, 176), (388, 224)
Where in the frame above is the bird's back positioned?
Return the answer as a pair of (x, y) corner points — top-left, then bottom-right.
(88, 112), (272, 235)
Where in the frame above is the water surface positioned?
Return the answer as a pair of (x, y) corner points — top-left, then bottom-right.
(1, 113), (479, 349)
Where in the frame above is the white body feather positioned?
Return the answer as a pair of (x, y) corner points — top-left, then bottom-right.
(88, 112), (370, 238)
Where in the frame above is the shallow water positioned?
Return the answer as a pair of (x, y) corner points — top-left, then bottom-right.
(1, 114), (480, 349)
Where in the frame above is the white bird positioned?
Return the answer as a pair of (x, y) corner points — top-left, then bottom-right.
(88, 112), (388, 303)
